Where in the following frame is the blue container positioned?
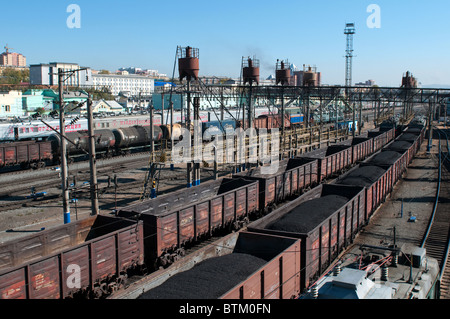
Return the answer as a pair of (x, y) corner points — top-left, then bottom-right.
(202, 119), (236, 140)
(290, 114), (304, 124)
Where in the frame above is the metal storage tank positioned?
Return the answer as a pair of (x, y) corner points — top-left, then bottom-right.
(302, 65), (319, 87)
(276, 59), (291, 86)
(242, 57), (260, 85)
(178, 46), (199, 81)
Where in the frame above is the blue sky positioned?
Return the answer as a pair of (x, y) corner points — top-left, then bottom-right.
(2, 0), (449, 87)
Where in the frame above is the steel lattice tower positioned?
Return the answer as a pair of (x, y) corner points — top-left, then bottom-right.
(344, 23), (356, 87)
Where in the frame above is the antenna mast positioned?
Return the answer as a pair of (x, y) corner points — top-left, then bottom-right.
(344, 23), (356, 88)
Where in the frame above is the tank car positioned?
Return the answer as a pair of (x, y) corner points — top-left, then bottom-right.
(48, 129), (116, 160)
(113, 126), (161, 147)
(159, 124), (183, 141)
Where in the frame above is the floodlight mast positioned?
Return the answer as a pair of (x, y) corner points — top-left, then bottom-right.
(344, 23), (356, 88)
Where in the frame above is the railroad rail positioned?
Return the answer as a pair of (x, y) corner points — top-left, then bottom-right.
(0, 124), (400, 300)
(421, 127), (450, 299)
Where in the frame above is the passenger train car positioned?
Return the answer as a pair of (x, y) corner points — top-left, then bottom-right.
(0, 107), (302, 142)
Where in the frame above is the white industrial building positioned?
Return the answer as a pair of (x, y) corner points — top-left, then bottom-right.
(30, 62), (93, 87)
(92, 74), (155, 97)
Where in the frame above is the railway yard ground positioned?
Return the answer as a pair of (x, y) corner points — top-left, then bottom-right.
(0, 153), (235, 243)
(109, 129), (450, 300)
(0, 123), (377, 244)
(325, 125), (450, 299)
(0, 123), (449, 300)
(351, 136), (439, 250)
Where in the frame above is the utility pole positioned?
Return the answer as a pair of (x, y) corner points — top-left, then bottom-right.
(359, 91), (363, 135)
(58, 69), (71, 224)
(427, 97), (434, 152)
(170, 101), (174, 171)
(193, 97), (201, 186)
(186, 80), (192, 188)
(150, 101), (154, 162)
(87, 94), (99, 215)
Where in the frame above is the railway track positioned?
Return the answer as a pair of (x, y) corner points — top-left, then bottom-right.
(0, 153), (153, 212)
(421, 128), (450, 299)
(0, 151), (235, 215)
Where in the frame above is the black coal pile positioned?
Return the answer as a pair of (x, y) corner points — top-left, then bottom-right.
(352, 138), (369, 146)
(337, 166), (385, 187)
(138, 253), (267, 299)
(325, 146), (349, 156)
(406, 128), (422, 134)
(386, 141), (412, 151)
(265, 195), (348, 234)
(398, 134), (418, 142)
(367, 151), (402, 166)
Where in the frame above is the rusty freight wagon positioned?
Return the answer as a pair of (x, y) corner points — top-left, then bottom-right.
(396, 133), (420, 158)
(298, 144), (353, 182)
(335, 136), (374, 164)
(0, 215), (144, 299)
(335, 164), (391, 221)
(380, 127), (395, 144)
(404, 125), (425, 144)
(247, 184), (365, 291)
(117, 178), (259, 269)
(384, 140), (415, 166)
(363, 150), (408, 188)
(137, 231), (302, 300)
(350, 137), (374, 163)
(368, 129), (389, 153)
(0, 140), (52, 169)
(233, 158), (319, 213)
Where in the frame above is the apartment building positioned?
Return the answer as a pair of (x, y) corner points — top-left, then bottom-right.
(92, 73), (154, 96)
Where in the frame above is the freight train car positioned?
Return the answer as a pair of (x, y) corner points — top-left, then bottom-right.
(137, 232), (302, 299)
(335, 164), (392, 221)
(396, 133), (420, 157)
(48, 129), (116, 159)
(202, 119), (236, 141)
(336, 135), (375, 164)
(112, 126), (163, 154)
(48, 125), (165, 162)
(0, 122), (419, 299)
(0, 140), (52, 169)
(247, 184), (366, 291)
(117, 178), (259, 269)
(233, 158), (319, 213)
(238, 114), (292, 130)
(0, 215), (144, 299)
(367, 127), (395, 153)
(298, 144), (353, 182)
(113, 124), (422, 300)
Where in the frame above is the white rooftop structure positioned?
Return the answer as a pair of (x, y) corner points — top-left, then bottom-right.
(314, 268), (394, 299)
